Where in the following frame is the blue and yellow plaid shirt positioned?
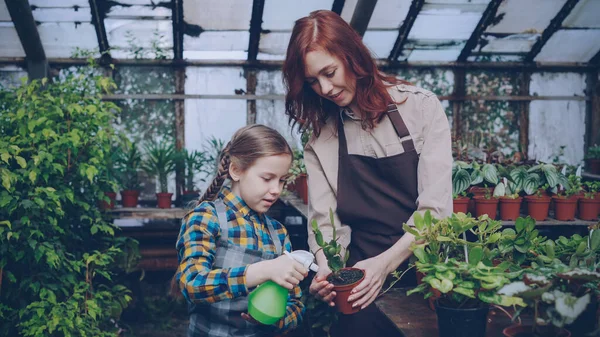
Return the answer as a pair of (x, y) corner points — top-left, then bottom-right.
(175, 186), (304, 334)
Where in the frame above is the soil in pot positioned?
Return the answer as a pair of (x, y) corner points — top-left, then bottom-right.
(552, 196), (577, 221)
(327, 268), (365, 315)
(499, 197), (522, 221)
(453, 197), (469, 214)
(502, 324), (571, 337)
(435, 301), (489, 337)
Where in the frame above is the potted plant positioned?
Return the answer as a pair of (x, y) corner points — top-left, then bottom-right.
(467, 162), (499, 214)
(584, 144), (600, 175)
(522, 163), (568, 221)
(497, 216), (554, 267)
(115, 140), (143, 208)
(180, 148), (209, 207)
(579, 181), (599, 220)
(452, 161), (471, 214)
(310, 209), (364, 314)
(552, 173), (577, 221)
(498, 262), (600, 337)
(494, 176), (523, 221)
(142, 141), (178, 209)
(288, 151), (308, 204)
(474, 184), (499, 219)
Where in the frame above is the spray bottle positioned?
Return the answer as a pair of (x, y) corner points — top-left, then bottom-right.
(247, 250), (319, 325)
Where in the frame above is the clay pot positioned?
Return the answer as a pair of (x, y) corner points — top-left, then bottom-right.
(552, 196), (577, 221)
(578, 198), (599, 220)
(156, 192), (173, 209)
(328, 268), (365, 315)
(100, 191), (117, 210)
(473, 196), (499, 219)
(121, 190), (140, 208)
(453, 197), (469, 214)
(295, 174), (308, 204)
(467, 186), (492, 215)
(499, 197), (522, 221)
(502, 324), (570, 337)
(524, 195), (551, 221)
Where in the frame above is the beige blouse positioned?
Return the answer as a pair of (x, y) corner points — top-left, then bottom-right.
(304, 84), (453, 254)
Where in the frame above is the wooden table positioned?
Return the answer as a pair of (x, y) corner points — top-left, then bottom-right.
(375, 288), (524, 337)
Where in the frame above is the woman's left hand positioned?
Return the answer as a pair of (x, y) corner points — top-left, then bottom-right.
(347, 255), (391, 310)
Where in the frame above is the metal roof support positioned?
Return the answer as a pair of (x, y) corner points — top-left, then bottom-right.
(332, 0), (346, 15)
(524, 0), (580, 63)
(172, 0), (184, 60)
(89, 0), (111, 64)
(585, 70), (600, 148)
(350, 0), (378, 38)
(589, 49), (600, 67)
(457, 0), (503, 62)
(518, 72), (531, 161)
(247, 0), (266, 62)
(5, 0), (49, 80)
(387, 0), (424, 62)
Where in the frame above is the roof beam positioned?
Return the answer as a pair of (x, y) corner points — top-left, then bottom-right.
(331, 0), (345, 15)
(524, 0), (580, 63)
(247, 0), (266, 62)
(172, 0), (184, 60)
(457, 0), (503, 62)
(349, 0), (378, 38)
(387, 0), (424, 62)
(590, 49), (600, 67)
(5, 0), (49, 79)
(89, 0), (111, 64)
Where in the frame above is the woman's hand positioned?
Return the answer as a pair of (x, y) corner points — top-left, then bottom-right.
(309, 264), (336, 306)
(347, 255), (391, 310)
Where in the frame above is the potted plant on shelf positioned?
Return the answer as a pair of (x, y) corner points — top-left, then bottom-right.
(498, 262), (600, 337)
(494, 175), (523, 221)
(522, 163), (566, 221)
(310, 209), (364, 314)
(180, 148), (209, 207)
(584, 144), (600, 175)
(142, 141), (178, 209)
(467, 162), (499, 214)
(474, 184), (499, 219)
(452, 161), (472, 214)
(579, 181), (599, 220)
(115, 140), (143, 208)
(552, 174), (577, 221)
(288, 151), (308, 204)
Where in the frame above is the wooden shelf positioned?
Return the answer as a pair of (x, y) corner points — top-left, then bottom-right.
(108, 207), (187, 219)
(502, 218), (597, 226)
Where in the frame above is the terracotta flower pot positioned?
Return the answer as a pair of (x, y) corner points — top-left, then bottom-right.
(499, 197), (522, 221)
(295, 174), (308, 204)
(453, 197), (469, 214)
(467, 186), (491, 215)
(502, 324), (570, 337)
(100, 191), (117, 210)
(328, 268), (365, 315)
(156, 192), (173, 209)
(578, 198), (599, 220)
(121, 190), (140, 208)
(416, 271), (439, 311)
(474, 196), (499, 219)
(524, 195), (551, 221)
(552, 196), (577, 221)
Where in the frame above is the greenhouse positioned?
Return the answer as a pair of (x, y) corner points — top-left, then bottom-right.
(1, 0), (599, 336)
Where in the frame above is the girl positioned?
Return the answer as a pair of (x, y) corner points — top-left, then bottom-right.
(283, 10), (452, 337)
(174, 124), (308, 337)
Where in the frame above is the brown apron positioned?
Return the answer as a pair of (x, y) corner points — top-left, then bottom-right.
(332, 104), (419, 337)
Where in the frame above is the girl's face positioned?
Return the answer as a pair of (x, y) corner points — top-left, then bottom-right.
(304, 49), (357, 109)
(230, 154), (292, 214)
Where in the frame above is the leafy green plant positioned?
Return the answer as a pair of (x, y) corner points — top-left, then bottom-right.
(115, 140), (143, 191)
(554, 174), (582, 198)
(498, 216), (554, 266)
(141, 141), (178, 193)
(0, 68), (134, 336)
(310, 209), (349, 280)
(287, 149), (307, 187)
(202, 136), (226, 176)
(524, 163), (569, 195)
(585, 144), (600, 160)
(452, 161), (472, 198)
(181, 149), (209, 192)
(583, 181), (599, 199)
(470, 162), (499, 187)
(554, 229), (600, 270)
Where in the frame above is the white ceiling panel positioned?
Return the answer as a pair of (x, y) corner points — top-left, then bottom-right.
(184, 31), (249, 51)
(106, 5), (171, 19)
(407, 48), (463, 62)
(479, 34), (537, 53)
(486, 0), (567, 34)
(38, 23), (97, 58)
(262, 0), (333, 30)
(0, 1), (11, 21)
(258, 32), (291, 58)
(365, 0), (411, 30)
(363, 30), (398, 59)
(183, 51), (248, 60)
(563, 0), (600, 28)
(535, 29), (600, 62)
(184, 0), (252, 30)
(31, 7), (91, 22)
(0, 26), (25, 57)
(409, 8), (482, 40)
(29, 0), (88, 7)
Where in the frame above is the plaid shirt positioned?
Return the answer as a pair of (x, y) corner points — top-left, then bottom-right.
(176, 186), (304, 334)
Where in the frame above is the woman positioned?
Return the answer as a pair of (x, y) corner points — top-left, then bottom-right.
(282, 10), (452, 337)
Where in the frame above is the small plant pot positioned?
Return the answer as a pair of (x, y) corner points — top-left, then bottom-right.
(327, 268), (365, 315)
(416, 271), (439, 311)
(156, 192), (173, 209)
(180, 191), (200, 207)
(473, 196), (499, 219)
(295, 174), (308, 204)
(524, 195), (551, 221)
(100, 191), (117, 210)
(585, 158), (600, 175)
(453, 197), (469, 214)
(435, 301), (489, 337)
(502, 324), (571, 337)
(121, 190), (140, 208)
(467, 186), (491, 215)
(578, 198), (599, 220)
(552, 196), (577, 221)
(499, 197), (522, 221)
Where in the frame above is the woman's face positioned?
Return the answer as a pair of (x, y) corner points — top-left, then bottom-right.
(304, 49), (356, 108)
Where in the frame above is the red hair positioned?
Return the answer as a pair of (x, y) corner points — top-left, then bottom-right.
(283, 10), (407, 137)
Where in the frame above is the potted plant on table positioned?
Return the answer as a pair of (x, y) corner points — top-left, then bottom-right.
(180, 148), (208, 207)
(115, 140), (143, 208)
(142, 141), (178, 209)
(310, 209), (365, 314)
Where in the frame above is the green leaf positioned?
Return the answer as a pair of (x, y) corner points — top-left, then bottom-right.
(482, 164), (499, 185)
(542, 165), (559, 188)
(0, 220), (11, 230)
(590, 230), (600, 251)
(1, 152), (10, 164)
(523, 173), (540, 195)
(438, 279), (453, 293)
(470, 170), (483, 186)
(413, 211), (424, 230)
(90, 225), (98, 235)
(453, 169), (471, 196)
(413, 247), (428, 263)
(453, 287), (475, 298)
(468, 246), (484, 265)
(15, 156), (27, 168)
(29, 170), (37, 184)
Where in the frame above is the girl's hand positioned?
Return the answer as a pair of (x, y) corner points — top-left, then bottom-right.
(347, 255), (390, 310)
(266, 255), (308, 290)
(309, 265), (336, 306)
(241, 312), (262, 325)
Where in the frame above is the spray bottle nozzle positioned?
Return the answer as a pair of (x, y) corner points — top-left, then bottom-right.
(284, 250), (319, 273)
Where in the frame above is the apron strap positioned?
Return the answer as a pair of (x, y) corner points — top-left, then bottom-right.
(337, 113), (350, 157)
(214, 199), (229, 242)
(264, 218), (283, 255)
(386, 104), (416, 153)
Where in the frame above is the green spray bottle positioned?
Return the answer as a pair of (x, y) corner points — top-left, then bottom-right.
(247, 250), (318, 325)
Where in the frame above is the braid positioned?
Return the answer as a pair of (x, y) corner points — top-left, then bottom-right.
(198, 145), (231, 204)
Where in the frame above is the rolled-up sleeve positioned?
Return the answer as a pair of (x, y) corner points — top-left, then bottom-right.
(405, 95), (453, 227)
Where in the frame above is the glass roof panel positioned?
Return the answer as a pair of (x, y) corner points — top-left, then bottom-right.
(29, 0), (88, 6)
(257, 32), (291, 60)
(0, 26), (25, 57)
(535, 29), (600, 63)
(407, 48), (463, 62)
(38, 23), (98, 58)
(105, 19), (173, 59)
(485, 0), (566, 34)
(363, 30), (398, 59)
(365, 0), (411, 30)
(408, 4), (484, 40)
(31, 7), (91, 22)
(262, 0), (333, 30)
(106, 5), (171, 19)
(184, 31), (249, 51)
(563, 0), (600, 28)
(184, 51), (248, 60)
(184, 0), (252, 30)
(0, 1), (10, 21)
(478, 34), (537, 53)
